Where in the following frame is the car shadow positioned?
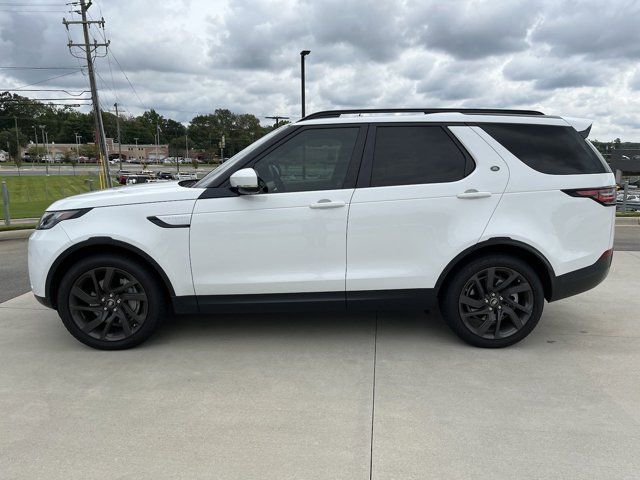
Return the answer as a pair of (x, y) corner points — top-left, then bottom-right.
(147, 308), (458, 348)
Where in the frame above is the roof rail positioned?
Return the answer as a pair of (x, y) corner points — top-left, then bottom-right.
(300, 108), (545, 121)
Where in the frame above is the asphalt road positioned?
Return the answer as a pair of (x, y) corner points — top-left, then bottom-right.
(0, 237), (28, 303)
(1, 225), (638, 304)
(0, 164), (207, 176)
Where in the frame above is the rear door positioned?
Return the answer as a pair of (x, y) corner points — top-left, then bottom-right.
(346, 124), (509, 301)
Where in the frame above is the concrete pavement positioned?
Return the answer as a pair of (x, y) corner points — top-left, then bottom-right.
(1, 252), (640, 479)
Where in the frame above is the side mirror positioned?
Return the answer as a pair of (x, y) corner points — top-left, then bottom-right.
(230, 168), (260, 195)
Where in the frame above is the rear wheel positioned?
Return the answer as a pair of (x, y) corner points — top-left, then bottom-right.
(440, 255), (544, 348)
(56, 254), (167, 350)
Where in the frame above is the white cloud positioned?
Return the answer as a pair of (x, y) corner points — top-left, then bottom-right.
(1, 0), (639, 139)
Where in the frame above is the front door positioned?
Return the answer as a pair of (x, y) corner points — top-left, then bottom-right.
(190, 125), (366, 304)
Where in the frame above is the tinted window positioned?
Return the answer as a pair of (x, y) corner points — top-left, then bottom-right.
(254, 128), (358, 193)
(481, 124), (607, 175)
(371, 126), (468, 187)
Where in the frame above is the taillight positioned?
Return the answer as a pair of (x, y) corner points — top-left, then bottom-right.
(562, 186), (616, 206)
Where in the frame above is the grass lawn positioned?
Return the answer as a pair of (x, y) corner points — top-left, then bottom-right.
(0, 174), (100, 220)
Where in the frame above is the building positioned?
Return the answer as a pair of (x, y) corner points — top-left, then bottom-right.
(609, 149), (640, 183)
(22, 138), (169, 162)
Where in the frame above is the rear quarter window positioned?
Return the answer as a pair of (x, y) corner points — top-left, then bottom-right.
(480, 124), (608, 175)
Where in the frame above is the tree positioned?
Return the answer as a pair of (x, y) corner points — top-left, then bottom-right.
(63, 150), (77, 174)
(0, 128), (27, 163)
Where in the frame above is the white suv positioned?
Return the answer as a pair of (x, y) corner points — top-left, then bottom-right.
(28, 108), (616, 350)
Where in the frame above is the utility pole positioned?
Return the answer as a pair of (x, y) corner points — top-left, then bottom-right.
(134, 137), (139, 161)
(114, 102), (122, 171)
(64, 0), (112, 187)
(219, 135), (225, 163)
(266, 115), (289, 127)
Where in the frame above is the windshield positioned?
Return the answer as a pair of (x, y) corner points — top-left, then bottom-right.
(193, 124), (293, 188)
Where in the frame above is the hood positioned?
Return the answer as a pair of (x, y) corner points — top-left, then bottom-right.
(47, 181), (204, 211)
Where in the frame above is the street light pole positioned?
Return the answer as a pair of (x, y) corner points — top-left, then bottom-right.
(33, 126), (39, 167)
(185, 134), (189, 169)
(134, 137), (139, 162)
(300, 50), (310, 118)
(114, 102), (123, 171)
(155, 124), (160, 169)
(39, 125), (49, 176)
(75, 132), (81, 162)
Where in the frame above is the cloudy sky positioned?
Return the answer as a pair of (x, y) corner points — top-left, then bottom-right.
(1, 0), (640, 140)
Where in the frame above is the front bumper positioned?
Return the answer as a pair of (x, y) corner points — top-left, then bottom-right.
(549, 249), (613, 302)
(34, 294), (53, 309)
(28, 226), (72, 303)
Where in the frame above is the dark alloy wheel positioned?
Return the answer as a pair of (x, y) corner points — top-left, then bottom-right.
(458, 267), (534, 340)
(69, 267), (148, 342)
(441, 255), (544, 348)
(57, 254), (167, 350)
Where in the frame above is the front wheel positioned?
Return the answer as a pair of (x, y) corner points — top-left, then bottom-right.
(56, 254), (167, 350)
(440, 255), (545, 348)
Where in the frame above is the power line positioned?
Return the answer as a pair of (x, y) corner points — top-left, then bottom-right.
(11, 70), (81, 89)
(0, 66), (80, 70)
(2, 97), (90, 101)
(0, 2), (66, 4)
(2, 89), (89, 95)
(0, 9), (67, 12)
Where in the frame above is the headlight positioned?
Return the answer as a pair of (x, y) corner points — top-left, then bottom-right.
(36, 209), (91, 230)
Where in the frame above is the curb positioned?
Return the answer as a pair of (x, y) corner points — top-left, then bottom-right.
(0, 229), (34, 240)
(616, 217), (640, 226)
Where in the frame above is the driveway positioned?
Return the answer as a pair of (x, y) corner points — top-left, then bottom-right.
(1, 252), (640, 479)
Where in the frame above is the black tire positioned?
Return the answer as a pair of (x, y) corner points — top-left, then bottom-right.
(56, 254), (168, 350)
(440, 255), (544, 348)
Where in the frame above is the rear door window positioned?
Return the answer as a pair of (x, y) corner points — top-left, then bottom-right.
(371, 126), (469, 187)
(480, 124), (608, 175)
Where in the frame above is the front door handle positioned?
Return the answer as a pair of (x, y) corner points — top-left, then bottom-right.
(309, 199), (346, 209)
(457, 189), (492, 199)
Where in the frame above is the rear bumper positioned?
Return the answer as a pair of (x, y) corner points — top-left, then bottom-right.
(549, 249), (613, 302)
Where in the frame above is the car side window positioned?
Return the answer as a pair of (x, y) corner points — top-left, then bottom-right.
(371, 126), (468, 187)
(480, 124), (608, 175)
(253, 127), (359, 193)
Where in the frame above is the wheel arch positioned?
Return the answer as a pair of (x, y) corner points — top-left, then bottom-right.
(46, 237), (176, 309)
(435, 238), (556, 301)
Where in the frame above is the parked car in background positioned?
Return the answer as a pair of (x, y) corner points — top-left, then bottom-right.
(29, 108), (615, 350)
(617, 193), (640, 211)
(176, 172), (197, 180)
(157, 171), (175, 180)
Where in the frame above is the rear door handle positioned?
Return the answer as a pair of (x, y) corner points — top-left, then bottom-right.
(309, 199), (346, 209)
(457, 189), (492, 199)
